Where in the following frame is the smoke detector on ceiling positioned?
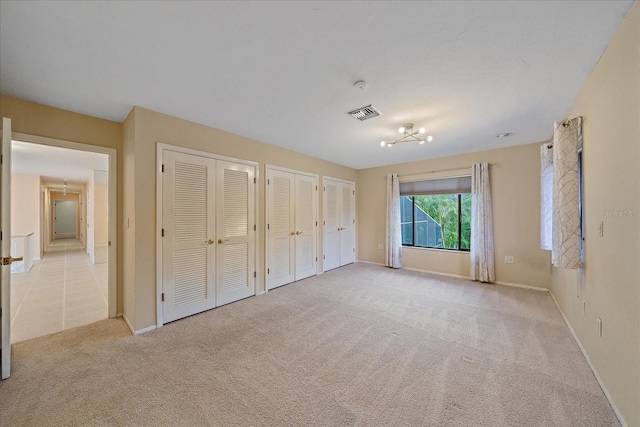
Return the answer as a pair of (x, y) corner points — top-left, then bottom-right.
(348, 104), (382, 121)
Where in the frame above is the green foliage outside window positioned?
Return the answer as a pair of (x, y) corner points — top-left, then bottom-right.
(412, 194), (471, 250)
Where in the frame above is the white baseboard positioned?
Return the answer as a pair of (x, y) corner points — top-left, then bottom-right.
(256, 290), (267, 296)
(122, 314), (157, 336)
(548, 292), (627, 427)
(494, 280), (548, 292)
(357, 260), (548, 292)
(356, 259), (385, 267)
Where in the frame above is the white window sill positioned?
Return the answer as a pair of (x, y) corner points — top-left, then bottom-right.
(402, 246), (470, 254)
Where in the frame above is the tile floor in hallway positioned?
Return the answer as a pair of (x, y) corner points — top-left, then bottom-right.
(10, 238), (108, 343)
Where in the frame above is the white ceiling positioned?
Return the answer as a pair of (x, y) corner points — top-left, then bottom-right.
(0, 1), (634, 169)
(12, 140), (108, 185)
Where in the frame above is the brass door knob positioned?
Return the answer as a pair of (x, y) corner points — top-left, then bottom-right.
(218, 238), (229, 244)
(290, 232), (296, 236)
(296, 231), (303, 235)
(206, 239), (215, 245)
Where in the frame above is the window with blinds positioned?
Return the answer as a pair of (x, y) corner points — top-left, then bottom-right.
(400, 175), (472, 251)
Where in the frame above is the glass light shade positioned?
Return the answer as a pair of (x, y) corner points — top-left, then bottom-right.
(427, 135), (433, 142)
(419, 140), (425, 144)
(398, 127), (405, 134)
(380, 141), (386, 147)
(419, 127), (425, 134)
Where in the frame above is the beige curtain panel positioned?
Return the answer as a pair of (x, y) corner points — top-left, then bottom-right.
(552, 117), (583, 269)
(386, 174), (402, 268)
(470, 162), (495, 283)
(540, 144), (554, 250)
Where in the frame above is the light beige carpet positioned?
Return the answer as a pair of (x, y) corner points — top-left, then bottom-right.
(0, 263), (619, 426)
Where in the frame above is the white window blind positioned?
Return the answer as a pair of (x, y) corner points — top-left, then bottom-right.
(400, 175), (471, 195)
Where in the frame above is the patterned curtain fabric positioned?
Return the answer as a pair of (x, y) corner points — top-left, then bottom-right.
(470, 162), (495, 283)
(540, 144), (554, 250)
(385, 174), (402, 268)
(552, 117), (583, 269)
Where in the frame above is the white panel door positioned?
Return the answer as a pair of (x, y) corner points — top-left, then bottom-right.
(323, 180), (340, 271)
(162, 151), (216, 323)
(267, 170), (295, 289)
(294, 174), (317, 280)
(1, 118), (13, 379)
(215, 161), (255, 306)
(339, 182), (356, 266)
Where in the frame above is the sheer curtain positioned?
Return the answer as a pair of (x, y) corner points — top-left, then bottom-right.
(470, 162), (495, 282)
(540, 144), (554, 250)
(552, 117), (583, 269)
(385, 174), (402, 268)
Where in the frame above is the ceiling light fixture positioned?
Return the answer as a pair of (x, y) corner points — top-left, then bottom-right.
(380, 123), (433, 147)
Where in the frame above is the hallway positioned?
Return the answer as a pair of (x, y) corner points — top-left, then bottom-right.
(10, 239), (108, 343)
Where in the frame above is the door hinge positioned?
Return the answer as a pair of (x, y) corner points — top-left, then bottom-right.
(161, 164), (164, 172)
(353, 219), (355, 224)
(323, 221), (325, 225)
(323, 255), (325, 260)
(267, 268), (270, 274)
(0, 230), (2, 240)
(254, 177), (256, 184)
(108, 241), (111, 246)
(316, 185), (318, 190)
(353, 190), (355, 195)
(316, 221), (317, 226)
(323, 186), (326, 191)
(267, 224), (270, 230)
(316, 257), (318, 262)
(268, 179), (270, 185)
(254, 271), (256, 278)
(353, 248), (356, 252)
(161, 293), (165, 302)
(254, 224), (256, 231)
(161, 228), (165, 237)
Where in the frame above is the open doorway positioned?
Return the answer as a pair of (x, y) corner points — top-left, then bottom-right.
(9, 137), (116, 343)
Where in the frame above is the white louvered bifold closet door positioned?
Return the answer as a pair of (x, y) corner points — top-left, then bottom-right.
(267, 170), (295, 289)
(323, 180), (341, 272)
(215, 161), (255, 306)
(294, 174), (317, 280)
(162, 151), (216, 323)
(339, 182), (356, 266)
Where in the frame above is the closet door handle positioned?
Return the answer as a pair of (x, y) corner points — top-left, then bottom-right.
(290, 232), (296, 236)
(206, 239), (215, 245)
(295, 231), (303, 235)
(217, 238), (229, 244)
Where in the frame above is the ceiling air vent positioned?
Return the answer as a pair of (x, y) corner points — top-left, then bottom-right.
(348, 105), (382, 121)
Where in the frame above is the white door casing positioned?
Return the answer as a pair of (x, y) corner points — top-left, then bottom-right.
(1, 118), (13, 379)
(340, 183), (356, 265)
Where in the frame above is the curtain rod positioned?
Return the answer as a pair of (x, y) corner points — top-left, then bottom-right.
(398, 163), (498, 178)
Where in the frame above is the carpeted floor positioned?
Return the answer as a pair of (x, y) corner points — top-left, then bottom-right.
(0, 263), (619, 426)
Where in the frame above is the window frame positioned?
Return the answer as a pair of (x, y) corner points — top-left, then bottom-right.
(401, 194), (470, 252)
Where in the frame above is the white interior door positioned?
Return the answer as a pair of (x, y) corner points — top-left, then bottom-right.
(267, 169), (295, 289)
(323, 180), (340, 271)
(162, 150), (217, 323)
(1, 118), (13, 379)
(339, 182), (356, 266)
(54, 200), (77, 239)
(294, 174), (317, 280)
(215, 161), (255, 306)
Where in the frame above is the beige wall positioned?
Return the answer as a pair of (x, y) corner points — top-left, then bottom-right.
(550, 4), (639, 426)
(11, 174), (41, 262)
(357, 142), (552, 288)
(0, 95), (124, 313)
(124, 107), (357, 330)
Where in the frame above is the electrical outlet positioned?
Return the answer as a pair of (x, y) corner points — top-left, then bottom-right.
(377, 244), (383, 250)
(504, 256), (514, 264)
(596, 317), (602, 336)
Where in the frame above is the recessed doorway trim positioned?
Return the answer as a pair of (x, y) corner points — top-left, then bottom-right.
(12, 132), (118, 318)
